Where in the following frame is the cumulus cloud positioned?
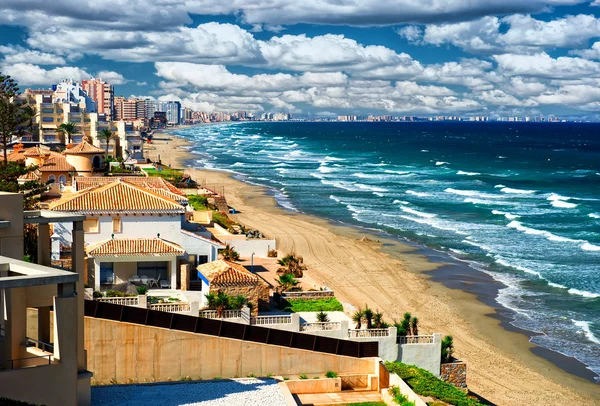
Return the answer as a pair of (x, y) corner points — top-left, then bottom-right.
(0, 45), (66, 65)
(494, 52), (600, 79)
(0, 63), (126, 86)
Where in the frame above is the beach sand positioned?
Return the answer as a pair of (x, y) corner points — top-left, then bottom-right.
(149, 134), (600, 405)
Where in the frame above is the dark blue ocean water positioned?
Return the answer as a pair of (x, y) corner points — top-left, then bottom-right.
(175, 121), (600, 378)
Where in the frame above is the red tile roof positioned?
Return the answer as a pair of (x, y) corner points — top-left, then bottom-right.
(48, 179), (185, 214)
(64, 140), (105, 155)
(23, 146), (51, 157)
(74, 176), (185, 196)
(87, 238), (184, 257)
(197, 260), (264, 286)
(39, 155), (76, 172)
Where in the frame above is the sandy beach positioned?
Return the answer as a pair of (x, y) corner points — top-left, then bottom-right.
(147, 133), (600, 405)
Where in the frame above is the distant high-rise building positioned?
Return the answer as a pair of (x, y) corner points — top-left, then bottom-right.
(144, 99), (156, 118)
(81, 78), (115, 119)
(157, 101), (182, 124)
(115, 97), (145, 121)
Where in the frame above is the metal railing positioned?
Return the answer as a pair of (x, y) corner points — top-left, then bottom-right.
(7, 355), (52, 370)
(250, 315), (292, 325)
(199, 309), (242, 319)
(398, 335), (435, 344)
(148, 302), (190, 313)
(348, 328), (391, 338)
(281, 290), (334, 299)
(96, 296), (140, 306)
(300, 322), (341, 332)
(25, 337), (54, 354)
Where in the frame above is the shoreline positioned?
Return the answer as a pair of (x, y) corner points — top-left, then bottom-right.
(150, 131), (600, 405)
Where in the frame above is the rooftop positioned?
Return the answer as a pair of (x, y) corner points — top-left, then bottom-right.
(48, 180), (185, 215)
(197, 260), (264, 286)
(74, 176), (185, 197)
(38, 155), (76, 172)
(87, 238), (185, 257)
(64, 140), (105, 155)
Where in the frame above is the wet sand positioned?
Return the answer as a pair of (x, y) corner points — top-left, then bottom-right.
(150, 134), (600, 405)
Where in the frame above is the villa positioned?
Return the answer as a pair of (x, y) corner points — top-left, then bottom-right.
(48, 178), (224, 290)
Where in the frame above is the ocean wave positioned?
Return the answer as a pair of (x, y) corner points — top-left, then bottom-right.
(445, 188), (501, 199)
(384, 169), (411, 175)
(329, 195), (343, 203)
(494, 184), (506, 189)
(547, 193), (578, 209)
(273, 162), (289, 167)
(406, 190), (432, 197)
(457, 170), (481, 176)
(392, 200), (410, 205)
(324, 156), (345, 162)
(506, 221), (579, 243)
(400, 206), (437, 218)
(463, 239), (493, 252)
(500, 187), (536, 195)
(435, 161), (449, 166)
(346, 204), (363, 214)
(421, 149), (429, 152)
(464, 198), (506, 205)
(589, 213), (600, 219)
(373, 192), (385, 197)
(494, 256), (542, 278)
(318, 165), (337, 173)
(352, 172), (380, 179)
(572, 320), (600, 344)
(568, 289), (600, 299)
(492, 210), (520, 220)
(357, 183), (388, 193)
(231, 162), (245, 167)
(581, 242), (600, 251)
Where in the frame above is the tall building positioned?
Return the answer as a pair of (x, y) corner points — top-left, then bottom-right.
(114, 97), (145, 121)
(144, 99), (156, 118)
(81, 78), (115, 120)
(157, 101), (181, 124)
(53, 79), (96, 113)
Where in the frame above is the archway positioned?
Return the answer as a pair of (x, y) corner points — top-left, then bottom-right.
(92, 155), (101, 169)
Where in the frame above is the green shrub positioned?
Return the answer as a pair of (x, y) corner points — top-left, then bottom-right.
(385, 362), (483, 406)
(136, 286), (148, 295)
(247, 373), (256, 378)
(93, 290), (104, 298)
(388, 386), (415, 406)
(325, 371), (338, 378)
(104, 290), (135, 297)
(212, 211), (234, 229)
(299, 374), (308, 380)
(279, 297), (343, 312)
(188, 195), (209, 211)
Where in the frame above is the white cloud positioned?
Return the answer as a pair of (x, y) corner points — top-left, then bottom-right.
(0, 45), (66, 65)
(494, 52), (600, 79)
(96, 70), (127, 85)
(572, 41), (600, 59)
(0, 63), (127, 87)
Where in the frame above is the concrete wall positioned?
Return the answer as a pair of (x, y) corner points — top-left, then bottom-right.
(349, 328), (398, 362)
(397, 334), (442, 377)
(0, 193), (24, 258)
(222, 239), (277, 258)
(285, 377), (341, 394)
(114, 262), (137, 285)
(85, 317), (377, 384)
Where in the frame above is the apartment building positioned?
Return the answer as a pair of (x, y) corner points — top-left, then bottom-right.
(114, 97), (145, 121)
(81, 78), (115, 120)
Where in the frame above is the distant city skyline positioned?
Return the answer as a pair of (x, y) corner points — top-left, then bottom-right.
(2, 1), (600, 119)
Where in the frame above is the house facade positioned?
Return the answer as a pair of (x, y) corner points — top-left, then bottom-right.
(48, 179), (224, 290)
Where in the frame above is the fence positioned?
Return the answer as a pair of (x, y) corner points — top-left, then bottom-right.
(281, 290), (334, 300)
(300, 322), (341, 332)
(96, 296), (140, 306)
(250, 315), (292, 325)
(348, 328), (391, 338)
(25, 337), (54, 354)
(199, 309), (242, 319)
(398, 335), (435, 344)
(149, 303), (191, 313)
(84, 300), (379, 358)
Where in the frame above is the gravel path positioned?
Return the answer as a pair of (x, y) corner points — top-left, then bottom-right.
(91, 378), (288, 406)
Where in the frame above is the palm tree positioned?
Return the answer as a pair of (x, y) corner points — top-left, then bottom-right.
(394, 312), (412, 337)
(213, 291), (230, 317)
(441, 335), (454, 363)
(97, 128), (113, 157)
(277, 253), (307, 278)
(363, 305), (374, 329)
(220, 244), (240, 261)
(229, 295), (248, 310)
(352, 309), (364, 329)
(372, 311), (384, 329)
(316, 310), (330, 323)
(276, 273), (298, 293)
(410, 316), (419, 336)
(204, 292), (216, 309)
(57, 122), (79, 145)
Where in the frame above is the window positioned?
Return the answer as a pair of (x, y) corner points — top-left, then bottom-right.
(42, 108), (54, 113)
(100, 262), (114, 284)
(58, 175), (67, 184)
(137, 261), (168, 280)
(112, 217), (122, 233)
(42, 117), (54, 122)
(47, 174), (56, 183)
(83, 218), (99, 233)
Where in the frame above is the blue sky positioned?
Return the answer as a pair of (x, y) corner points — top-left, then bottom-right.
(2, 1), (600, 118)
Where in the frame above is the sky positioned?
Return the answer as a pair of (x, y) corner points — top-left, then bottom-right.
(1, 1), (600, 118)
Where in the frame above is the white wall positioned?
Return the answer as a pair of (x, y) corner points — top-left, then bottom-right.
(221, 239), (277, 258)
(397, 334), (442, 377)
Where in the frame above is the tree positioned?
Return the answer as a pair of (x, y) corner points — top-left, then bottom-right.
(441, 335), (454, 363)
(57, 122), (79, 145)
(220, 244), (240, 261)
(316, 310), (330, 323)
(352, 309), (364, 329)
(229, 294), (248, 310)
(373, 311), (384, 329)
(410, 316), (419, 336)
(275, 272), (298, 293)
(363, 305), (374, 329)
(0, 73), (28, 162)
(97, 128), (114, 157)
(204, 291), (230, 317)
(277, 253), (307, 278)
(394, 312), (412, 337)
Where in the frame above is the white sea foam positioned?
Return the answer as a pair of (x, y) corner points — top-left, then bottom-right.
(500, 187), (536, 195)
(435, 161), (449, 166)
(507, 221), (581, 243)
(464, 198), (502, 205)
(457, 170), (481, 176)
(318, 165), (336, 173)
(463, 239), (492, 252)
(400, 215), (468, 235)
(352, 172), (379, 179)
(406, 190), (432, 197)
(324, 156), (345, 162)
(373, 192), (385, 197)
(494, 184), (506, 189)
(384, 170), (411, 175)
(589, 213), (600, 219)
(568, 289), (600, 298)
(400, 206), (437, 218)
(421, 149), (429, 152)
(445, 188), (501, 199)
(393, 200), (410, 205)
(329, 195), (342, 203)
(547, 193), (578, 208)
(346, 204), (363, 214)
(494, 256), (542, 278)
(581, 242), (600, 251)
(547, 281), (568, 289)
(491, 210), (520, 219)
(273, 162), (288, 167)
(231, 162), (245, 167)
(572, 320), (600, 344)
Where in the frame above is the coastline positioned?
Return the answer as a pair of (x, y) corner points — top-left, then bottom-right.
(148, 131), (600, 405)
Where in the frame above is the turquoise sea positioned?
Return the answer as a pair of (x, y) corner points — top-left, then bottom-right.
(175, 121), (600, 379)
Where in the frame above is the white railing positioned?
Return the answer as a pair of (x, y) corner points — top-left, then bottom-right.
(348, 328), (390, 338)
(398, 335), (435, 344)
(149, 303), (190, 313)
(250, 315), (292, 325)
(281, 290), (334, 299)
(199, 309), (242, 319)
(300, 322), (341, 332)
(96, 296), (140, 306)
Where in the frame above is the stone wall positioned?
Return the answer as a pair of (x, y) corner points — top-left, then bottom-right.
(210, 283), (269, 315)
(440, 361), (467, 389)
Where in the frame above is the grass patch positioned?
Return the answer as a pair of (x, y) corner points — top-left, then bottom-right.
(143, 166), (183, 182)
(212, 211), (234, 229)
(188, 195), (209, 211)
(385, 362), (484, 406)
(279, 297), (343, 312)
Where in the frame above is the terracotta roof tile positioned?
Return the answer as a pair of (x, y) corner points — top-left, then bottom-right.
(74, 176), (185, 196)
(64, 140), (106, 155)
(48, 179), (185, 214)
(39, 155), (76, 172)
(23, 146), (51, 157)
(17, 170), (41, 181)
(197, 260), (264, 286)
(87, 238), (184, 257)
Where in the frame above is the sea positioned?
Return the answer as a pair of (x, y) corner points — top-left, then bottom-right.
(174, 121), (600, 379)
